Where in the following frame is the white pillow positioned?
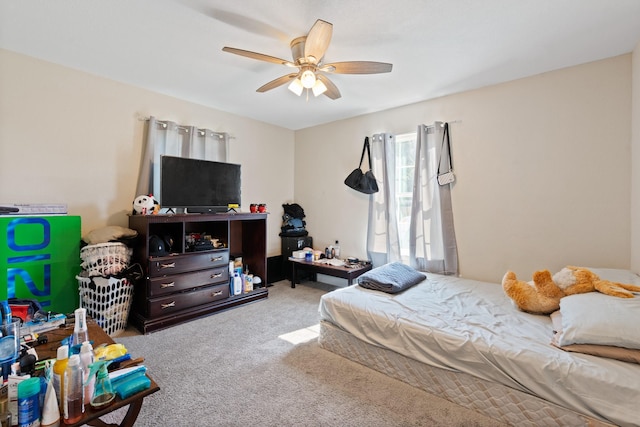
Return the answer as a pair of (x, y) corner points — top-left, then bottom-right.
(555, 292), (640, 349)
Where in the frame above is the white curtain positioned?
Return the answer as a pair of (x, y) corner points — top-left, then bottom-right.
(409, 122), (458, 275)
(366, 123), (458, 274)
(366, 133), (402, 266)
(135, 116), (229, 202)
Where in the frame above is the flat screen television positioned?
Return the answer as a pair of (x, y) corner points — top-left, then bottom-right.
(160, 155), (241, 213)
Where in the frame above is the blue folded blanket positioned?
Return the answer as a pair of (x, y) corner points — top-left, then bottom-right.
(357, 262), (426, 294)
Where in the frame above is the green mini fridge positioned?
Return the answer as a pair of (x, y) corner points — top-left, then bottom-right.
(0, 215), (81, 314)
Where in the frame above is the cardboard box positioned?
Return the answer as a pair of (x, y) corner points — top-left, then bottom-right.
(0, 215), (81, 314)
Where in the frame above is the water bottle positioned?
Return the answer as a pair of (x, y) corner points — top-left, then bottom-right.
(73, 308), (89, 347)
(80, 342), (95, 406)
(63, 355), (84, 424)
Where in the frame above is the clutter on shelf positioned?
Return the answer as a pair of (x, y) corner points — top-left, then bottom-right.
(0, 293), (151, 426)
(229, 256), (264, 296)
(279, 203), (308, 237)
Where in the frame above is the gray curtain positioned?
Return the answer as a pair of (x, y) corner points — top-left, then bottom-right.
(409, 122), (458, 275)
(135, 116), (228, 203)
(366, 133), (402, 266)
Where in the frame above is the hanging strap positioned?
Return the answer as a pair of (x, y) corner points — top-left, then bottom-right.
(437, 123), (452, 174)
(358, 137), (372, 170)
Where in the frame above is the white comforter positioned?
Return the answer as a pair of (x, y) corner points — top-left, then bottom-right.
(318, 273), (640, 426)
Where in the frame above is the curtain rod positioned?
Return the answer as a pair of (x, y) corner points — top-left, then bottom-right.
(424, 120), (462, 129)
(138, 115), (232, 139)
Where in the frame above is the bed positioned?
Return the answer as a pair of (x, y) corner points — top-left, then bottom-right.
(318, 266), (640, 426)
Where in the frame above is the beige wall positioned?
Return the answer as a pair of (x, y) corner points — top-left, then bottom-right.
(632, 42), (640, 273)
(2, 49), (635, 283)
(0, 49), (295, 258)
(295, 55), (632, 283)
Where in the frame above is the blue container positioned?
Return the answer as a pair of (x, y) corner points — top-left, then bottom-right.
(17, 377), (41, 427)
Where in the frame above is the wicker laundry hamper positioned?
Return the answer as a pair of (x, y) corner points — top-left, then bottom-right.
(80, 242), (132, 277)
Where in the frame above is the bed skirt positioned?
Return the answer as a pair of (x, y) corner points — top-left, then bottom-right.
(318, 320), (613, 427)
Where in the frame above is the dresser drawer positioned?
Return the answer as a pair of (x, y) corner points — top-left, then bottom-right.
(148, 250), (229, 276)
(147, 283), (230, 318)
(147, 267), (229, 297)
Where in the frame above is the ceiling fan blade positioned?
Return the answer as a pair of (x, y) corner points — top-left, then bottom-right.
(256, 73), (298, 92)
(222, 47), (296, 67)
(316, 74), (341, 100)
(304, 19), (333, 64)
(321, 61), (393, 74)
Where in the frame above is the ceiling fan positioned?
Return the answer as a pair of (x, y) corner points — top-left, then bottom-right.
(222, 19), (392, 100)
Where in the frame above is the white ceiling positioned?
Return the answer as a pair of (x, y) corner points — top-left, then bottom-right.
(2, 0), (640, 130)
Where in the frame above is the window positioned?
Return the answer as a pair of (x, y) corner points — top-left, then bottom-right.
(395, 132), (416, 259)
(368, 124), (457, 274)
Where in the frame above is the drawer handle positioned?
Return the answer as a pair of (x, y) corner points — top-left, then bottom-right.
(160, 262), (176, 269)
(212, 290), (223, 297)
(211, 273), (222, 279)
(211, 256), (223, 262)
(161, 301), (176, 309)
(160, 282), (175, 289)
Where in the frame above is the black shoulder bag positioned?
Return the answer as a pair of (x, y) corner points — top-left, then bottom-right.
(344, 137), (379, 194)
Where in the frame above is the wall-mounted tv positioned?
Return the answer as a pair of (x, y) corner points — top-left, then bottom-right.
(160, 155), (241, 213)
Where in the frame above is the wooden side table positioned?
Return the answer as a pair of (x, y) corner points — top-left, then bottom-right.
(289, 257), (372, 288)
(34, 319), (159, 427)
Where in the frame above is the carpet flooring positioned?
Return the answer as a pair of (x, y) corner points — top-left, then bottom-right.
(108, 280), (506, 426)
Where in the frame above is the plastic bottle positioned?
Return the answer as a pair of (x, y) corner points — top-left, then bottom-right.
(228, 261), (235, 294)
(0, 301), (11, 324)
(72, 308), (88, 347)
(334, 240), (341, 259)
(232, 272), (242, 296)
(17, 377), (40, 427)
(79, 342), (94, 406)
(52, 346), (69, 412)
(63, 355), (84, 424)
(85, 361), (115, 409)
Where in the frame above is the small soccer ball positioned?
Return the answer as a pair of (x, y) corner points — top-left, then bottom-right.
(133, 194), (159, 215)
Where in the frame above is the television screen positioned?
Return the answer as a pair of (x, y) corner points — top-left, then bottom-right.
(160, 155), (241, 213)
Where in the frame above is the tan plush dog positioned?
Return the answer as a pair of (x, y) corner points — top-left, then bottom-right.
(502, 266), (640, 314)
(502, 270), (565, 314)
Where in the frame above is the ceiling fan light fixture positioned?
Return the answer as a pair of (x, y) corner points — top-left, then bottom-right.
(312, 79), (327, 96)
(300, 69), (316, 88)
(222, 19), (391, 101)
(288, 78), (304, 96)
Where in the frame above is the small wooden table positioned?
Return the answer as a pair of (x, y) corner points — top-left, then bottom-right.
(289, 257), (373, 288)
(35, 319), (160, 427)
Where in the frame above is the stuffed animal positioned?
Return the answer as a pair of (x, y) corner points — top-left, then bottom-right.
(502, 270), (565, 314)
(502, 266), (640, 314)
(552, 266), (640, 298)
(132, 194), (160, 215)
